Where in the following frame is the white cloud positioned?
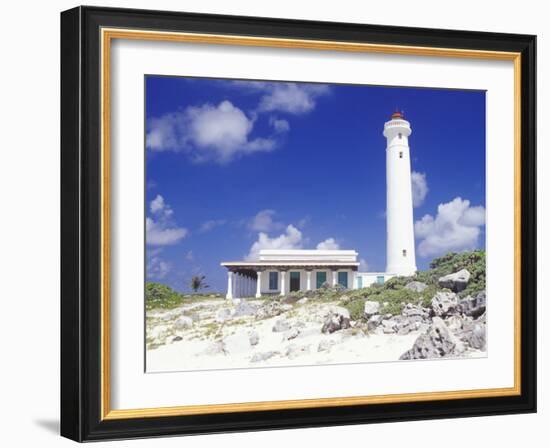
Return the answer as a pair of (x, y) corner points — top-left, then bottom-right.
(316, 238), (340, 250)
(246, 224), (303, 261)
(411, 171), (429, 207)
(146, 195), (188, 246)
(198, 219), (226, 233)
(185, 250), (194, 261)
(257, 83), (330, 115)
(415, 197), (486, 258)
(359, 258), (369, 271)
(146, 218), (188, 246)
(269, 116), (290, 133)
(146, 100), (276, 163)
(146, 255), (171, 280)
(249, 209), (284, 232)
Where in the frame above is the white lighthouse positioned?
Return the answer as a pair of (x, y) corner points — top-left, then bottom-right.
(384, 111), (417, 276)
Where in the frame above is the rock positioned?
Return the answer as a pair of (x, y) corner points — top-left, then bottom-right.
(174, 316), (193, 330)
(464, 322), (486, 350)
(285, 344), (310, 359)
(445, 315), (465, 333)
(204, 341), (226, 355)
(283, 327), (300, 340)
(216, 308), (232, 323)
(431, 291), (459, 317)
(381, 319), (397, 334)
(223, 332), (254, 354)
(317, 339), (337, 352)
(367, 314), (383, 331)
(233, 299), (258, 317)
(400, 317), (462, 360)
(172, 336), (183, 342)
(364, 300), (381, 317)
(458, 291), (486, 318)
(272, 319), (291, 332)
(405, 281), (428, 292)
(438, 269), (471, 292)
(248, 330), (259, 346)
(256, 301), (288, 319)
(297, 297), (309, 305)
(251, 351), (279, 363)
(402, 303), (430, 320)
(321, 307), (351, 334)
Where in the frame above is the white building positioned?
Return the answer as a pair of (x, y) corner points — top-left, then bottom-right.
(221, 112), (417, 299)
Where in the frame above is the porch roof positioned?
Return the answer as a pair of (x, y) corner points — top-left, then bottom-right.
(220, 261), (360, 270)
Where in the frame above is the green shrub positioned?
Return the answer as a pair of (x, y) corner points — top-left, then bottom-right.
(145, 282), (184, 310)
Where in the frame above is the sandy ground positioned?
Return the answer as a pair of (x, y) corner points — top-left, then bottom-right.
(145, 298), (484, 372)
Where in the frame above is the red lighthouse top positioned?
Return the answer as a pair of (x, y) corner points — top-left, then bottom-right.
(391, 111), (404, 119)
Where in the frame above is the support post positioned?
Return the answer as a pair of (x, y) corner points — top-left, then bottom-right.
(255, 271), (262, 298)
(306, 270), (312, 291)
(280, 271), (286, 296)
(331, 269), (337, 287)
(226, 271), (233, 300)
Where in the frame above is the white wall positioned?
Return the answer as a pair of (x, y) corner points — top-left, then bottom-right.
(0, 1), (546, 447)
(259, 269), (354, 294)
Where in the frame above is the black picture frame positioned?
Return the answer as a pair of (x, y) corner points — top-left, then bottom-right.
(61, 5), (536, 442)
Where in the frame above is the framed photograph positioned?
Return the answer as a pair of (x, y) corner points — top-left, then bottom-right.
(61, 6), (536, 441)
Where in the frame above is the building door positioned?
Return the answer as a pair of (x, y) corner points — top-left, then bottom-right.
(290, 272), (300, 292)
(337, 271), (348, 288)
(316, 271), (327, 289)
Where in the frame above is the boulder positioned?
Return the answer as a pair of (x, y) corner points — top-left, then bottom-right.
(272, 319), (291, 332)
(381, 319), (397, 334)
(364, 300), (381, 317)
(438, 269), (471, 292)
(431, 291), (459, 317)
(367, 314), (383, 331)
(463, 322), (487, 350)
(174, 316), (193, 330)
(233, 299), (258, 317)
(283, 327), (301, 341)
(172, 335), (183, 342)
(297, 297), (309, 305)
(400, 317), (463, 360)
(251, 351), (279, 363)
(321, 307), (351, 334)
(405, 281), (428, 292)
(458, 291), (486, 318)
(402, 303), (430, 320)
(248, 330), (259, 346)
(204, 341), (226, 355)
(255, 301), (289, 319)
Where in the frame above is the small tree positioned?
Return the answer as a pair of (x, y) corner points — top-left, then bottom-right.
(190, 275), (209, 293)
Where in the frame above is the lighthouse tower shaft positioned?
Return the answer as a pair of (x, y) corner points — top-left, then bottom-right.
(384, 113), (417, 276)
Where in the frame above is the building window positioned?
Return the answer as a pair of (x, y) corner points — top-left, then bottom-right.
(337, 271), (348, 288)
(377, 275), (385, 284)
(399, 151), (403, 158)
(398, 133), (402, 139)
(402, 249), (407, 257)
(269, 272), (278, 290)
(357, 276), (363, 288)
(316, 271), (327, 289)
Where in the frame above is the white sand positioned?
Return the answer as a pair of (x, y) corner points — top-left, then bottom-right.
(146, 299), (427, 373)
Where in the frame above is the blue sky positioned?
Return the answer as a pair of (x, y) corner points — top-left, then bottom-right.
(145, 76), (486, 293)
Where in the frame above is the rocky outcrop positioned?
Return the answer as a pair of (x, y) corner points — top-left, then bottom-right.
(431, 291), (459, 317)
(256, 301), (292, 319)
(321, 307), (351, 334)
(233, 299), (258, 317)
(400, 317), (464, 360)
(405, 281), (428, 292)
(248, 330), (259, 346)
(251, 351), (279, 363)
(438, 269), (471, 292)
(364, 300), (381, 317)
(458, 291), (486, 318)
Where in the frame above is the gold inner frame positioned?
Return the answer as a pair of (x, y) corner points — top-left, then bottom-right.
(100, 28), (522, 420)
